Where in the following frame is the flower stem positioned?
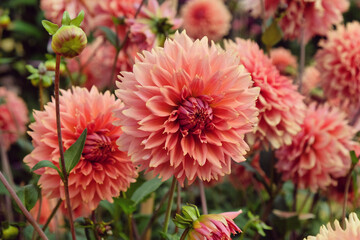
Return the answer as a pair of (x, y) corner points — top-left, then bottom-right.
(298, 21), (306, 92)
(39, 82), (44, 111)
(42, 199), (62, 232)
(54, 54), (76, 240)
(174, 182), (181, 234)
(0, 171), (48, 239)
(179, 228), (189, 240)
(162, 177), (177, 237)
(342, 163), (356, 226)
(198, 180), (208, 215)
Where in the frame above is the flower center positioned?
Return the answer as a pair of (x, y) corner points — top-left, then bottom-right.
(82, 133), (116, 162)
(178, 96), (213, 137)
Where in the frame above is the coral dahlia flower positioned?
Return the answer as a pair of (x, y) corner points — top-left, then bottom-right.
(225, 38), (305, 149)
(275, 103), (354, 192)
(316, 21), (360, 117)
(115, 31), (260, 185)
(24, 87), (137, 217)
(0, 87), (28, 150)
(305, 212), (360, 240)
(180, 0), (232, 41)
(269, 47), (297, 76)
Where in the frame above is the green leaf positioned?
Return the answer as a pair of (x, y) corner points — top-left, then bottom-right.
(0, 181), (9, 196)
(11, 20), (42, 40)
(70, 10), (85, 27)
(262, 19), (283, 49)
(62, 11), (71, 25)
(131, 177), (163, 205)
(350, 150), (359, 165)
(115, 198), (136, 215)
(41, 20), (59, 35)
(63, 128), (87, 174)
(15, 185), (39, 212)
(31, 160), (64, 180)
(25, 65), (38, 74)
(99, 26), (119, 48)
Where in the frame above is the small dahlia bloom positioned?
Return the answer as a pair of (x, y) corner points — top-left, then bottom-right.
(270, 47), (297, 76)
(24, 87), (137, 217)
(302, 66), (321, 96)
(115, 31), (260, 185)
(305, 212), (360, 240)
(275, 103), (354, 192)
(225, 38), (306, 149)
(0, 87), (28, 149)
(316, 21), (360, 116)
(180, 0), (232, 41)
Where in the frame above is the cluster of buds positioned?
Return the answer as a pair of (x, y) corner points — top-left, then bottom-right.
(26, 62), (55, 87)
(42, 11), (87, 58)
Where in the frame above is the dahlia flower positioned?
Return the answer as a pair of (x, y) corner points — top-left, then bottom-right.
(275, 103), (354, 192)
(115, 31), (259, 185)
(180, 0), (232, 41)
(305, 212), (360, 240)
(24, 87), (137, 217)
(40, 0), (96, 32)
(225, 38), (305, 149)
(269, 47), (297, 76)
(0, 87), (28, 150)
(245, 0), (349, 42)
(316, 21), (360, 116)
(302, 66), (321, 96)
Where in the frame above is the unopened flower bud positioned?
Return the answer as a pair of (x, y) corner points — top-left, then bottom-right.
(2, 225), (19, 240)
(0, 15), (10, 28)
(51, 25), (87, 58)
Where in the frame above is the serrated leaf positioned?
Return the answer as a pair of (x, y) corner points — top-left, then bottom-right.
(41, 20), (59, 35)
(99, 26), (119, 48)
(131, 177), (163, 205)
(62, 11), (71, 25)
(31, 160), (64, 180)
(70, 10), (85, 27)
(350, 150), (359, 165)
(63, 128), (87, 174)
(262, 19), (283, 49)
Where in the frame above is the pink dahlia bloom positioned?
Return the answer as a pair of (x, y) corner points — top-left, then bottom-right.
(305, 213), (360, 240)
(275, 103), (354, 192)
(24, 87), (137, 217)
(225, 38), (306, 149)
(40, 0), (97, 32)
(180, 0), (232, 41)
(115, 31), (260, 185)
(316, 21), (360, 116)
(245, 0), (349, 42)
(302, 66), (321, 96)
(0, 87), (28, 150)
(269, 47), (297, 76)
(188, 210), (242, 239)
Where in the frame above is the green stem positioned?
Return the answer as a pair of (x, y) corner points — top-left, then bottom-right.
(54, 54), (76, 240)
(342, 163), (356, 226)
(162, 177), (177, 237)
(42, 199), (62, 232)
(179, 228), (189, 240)
(198, 180), (207, 215)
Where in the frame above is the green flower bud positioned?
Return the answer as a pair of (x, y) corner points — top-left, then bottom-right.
(51, 25), (87, 58)
(45, 59), (65, 74)
(2, 225), (19, 240)
(0, 15), (10, 28)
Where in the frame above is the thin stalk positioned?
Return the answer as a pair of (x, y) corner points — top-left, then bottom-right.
(54, 54), (76, 240)
(174, 182), (181, 234)
(39, 82), (44, 111)
(129, 214), (134, 240)
(298, 21), (306, 92)
(198, 180), (208, 215)
(0, 171), (48, 240)
(162, 177), (177, 238)
(298, 191), (311, 213)
(32, 194), (43, 240)
(42, 199), (62, 232)
(179, 228), (189, 240)
(342, 164), (356, 226)
(91, 211), (100, 240)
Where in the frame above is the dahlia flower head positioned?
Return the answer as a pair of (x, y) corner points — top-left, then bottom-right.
(275, 103), (354, 192)
(224, 38), (306, 149)
(269, 47), (298, 76)
(40, 0), (97, 33)
(24, 87), (137, 218)
(0, 87), (28, 150)
(304, 213), (360, 240)
(245, 0), (349, 42)
(180, 0), (232, 41)
(128, 0), (182, 50)
(316, 21), (360, 117)
(115, 31), (260, 185)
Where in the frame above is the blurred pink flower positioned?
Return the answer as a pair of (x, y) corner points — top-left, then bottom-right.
(0, 87), (28, 150)
(269, 47), (297, 76)
(245, 0), (349, 42)
(275, 103), (354, 192)
(225, 38), (305, 149)
(40, 0), (97, 32)
(24, 87), (137, 218)
(302, 66), (321, 96)
(304, 212), (360, 240)
(188, 210), (242, 239)
(316, 21), (360, 117)
(180, 0), (231, 41)
(115, 31), (259, 185)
